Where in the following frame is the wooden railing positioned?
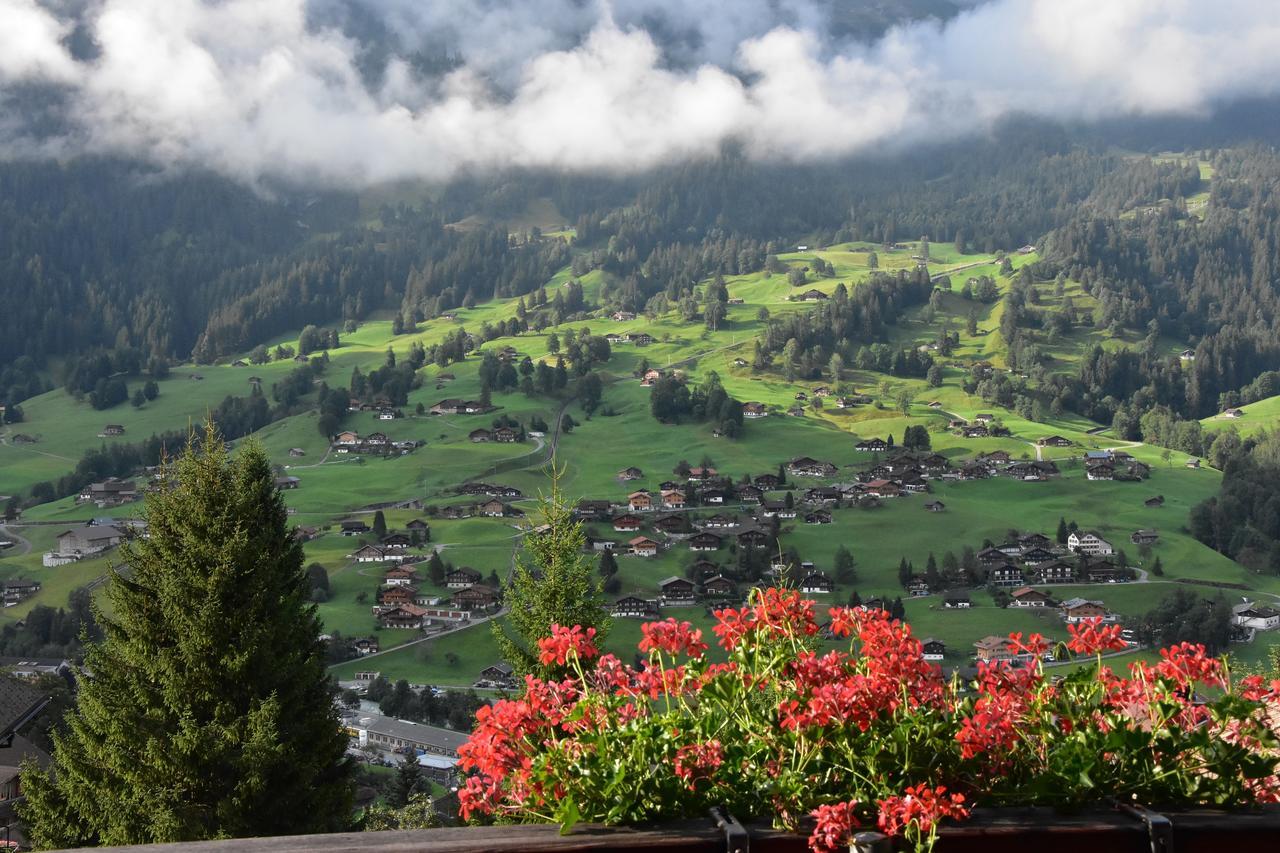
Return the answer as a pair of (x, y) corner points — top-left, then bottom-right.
(81, 806), (1280, 853)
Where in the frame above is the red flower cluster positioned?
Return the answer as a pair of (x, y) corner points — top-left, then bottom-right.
(672, 739), (724, 788)
(809, 800), (861, 853)
(1066, 618), (1127, 655)
(713, 588), (817, 650)
(1153, 642), (1226, 689)
(454, 588), (1280, 852)
(876, 784), (969, 837)
(639, 618), (708, 658)
(537, 623), (599, 666)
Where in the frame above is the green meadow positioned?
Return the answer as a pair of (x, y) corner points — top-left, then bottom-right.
(5, 234), (1280, 684)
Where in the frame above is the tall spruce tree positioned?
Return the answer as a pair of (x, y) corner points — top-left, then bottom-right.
(493, 464), (609, 676)
(20, 426), (354, 847)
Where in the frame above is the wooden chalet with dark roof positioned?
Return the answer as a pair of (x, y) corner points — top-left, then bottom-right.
(804, 509), (832, 525)
(988, 564), (1024, 587)
(659, 576), (697, 604)
(753, 473), (781, 490)
(737, 528), (769, 548)
(702, 575), (736, 599)
(688, 532), (723, 552)
(1036, 561), (1076, 584)
(450, 584), (499, 610)
(612, 595), (660, 619)
(855, 437), (888, 452)
(1010, 587), (1054, 608)
(445, 567), (482, 589)
(800, 571), (834, 594)
(612, 514), (643, 532)
(654, 514), (693, 535)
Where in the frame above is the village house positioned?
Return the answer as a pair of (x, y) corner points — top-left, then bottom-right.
(493, 426), (519, 443)
(1036, 561), (1076, 584)
(943, 592), (971, 609)
(1021, 547), (1058, 565)
(1037, 435), (1073, 447)
(288, 447), (306, 458)
(1232, 603), (1280, 631)
(743, 402), (768, 418)
(737, 528), (769, 549)
(701, 514), (738, 529)
(804, 486), (842, 504)
(701, 571), (742, 596)
(907, 579), (931, 597)
(689, 558), (721, 579)
(628, 490), (654, 512)
(639, 368), (664, 387)
(1186, 458), (1201, 469)
(52, 525), (125, 561)
(688, 532), (723, 552)
(406, 519), (430, 535)
(855, 438), (888, 452)
(628, 536), (660, 557)
(612, 514), (643, 532)
(974, 636), (1021, 663)
(923, 500), (946, 513)
(687, 466), (717, 481)
(99, 424), (125, 437)
(654, 515), (693, 536)
(383, 567), (418, 587)
(1086, 462), (1115, 481)
(378, 533), (411, 550)
(804, 509), (833, 525)
(476, 663), (517, 689)
(798, 289), (828, 301)
(450, 584), (499, 611)
(351, 544), (391, 563)
(352, 637), (380, 656)
(378, 585), (419, 608)
(988, 564), (1024, 587)
(1060, 598), (1114, 623)
(921, 639), (946, 661)
(628, 332), (654, 345)
(612, 595), (660, 619)
(478, 499), (509, 518)
(1222, 407), (1246, 419)
(700, 488), (730, 505)
(661, 489), (686, 509)
(77, 478), (140, 507)
(430, 399), (485, 415)
(794, 391), (809, 402)
(378, 605), (429, 630)
(575, 500), (614, 521)
(659, 576), (698, 605)
(861, 479), (901, 499)
(340, 519), (371, 536)
(788, 457), (838, 478)
(1130, 529), (1159, 546)
(2, 579), (42, 606)
(1068, 531), (1115, 556)
(736, 484), (765, 504)
(1009, 587), (1054, 608)
(1084, 562), (1132, 584)
(612, 310), (636, 322)
(468, 428), (493, 443)
(445, 567), (482, 589)
(617, 466), (644, 481)
(800, 572), (834, 594)
(977, 546), (1008, 566)
(274, 476), (301, 490)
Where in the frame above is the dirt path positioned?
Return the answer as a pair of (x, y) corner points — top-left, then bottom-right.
(0, 523), (32, 557)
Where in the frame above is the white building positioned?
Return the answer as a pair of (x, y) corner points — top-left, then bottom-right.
(1067, 531), (1114, 556)
(1233, 603), (1280, 631)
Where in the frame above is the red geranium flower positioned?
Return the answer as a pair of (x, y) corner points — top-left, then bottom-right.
(537, 623), (599, 666)
(877, 784), (969, 838)
(809, 800), (861, 853)
(639, 618), (708, 658)
(1066, 618), (1127, 655)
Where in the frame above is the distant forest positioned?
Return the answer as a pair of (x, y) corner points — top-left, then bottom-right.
(5, 116), (1280, 451)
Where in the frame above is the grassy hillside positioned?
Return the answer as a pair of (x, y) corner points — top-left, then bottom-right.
(4, 235), (1277, 686)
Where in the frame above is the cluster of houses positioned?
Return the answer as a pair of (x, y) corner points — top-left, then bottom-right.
(1084, 449), (1151, 481)
(76, 478), (139, 508)
(372, 563), (500, 631)
(607, 329), (654, 346)
(330, 430), (421, 456)
(1005, 586), (1119, 622)
(429, 399), (491, 415)
(468, 425), (524, 443)
(940, 529), (1142, 592)
(346, 398), (403, 421)
(944, 413), (1012, 439)
(610, 564), (835, 621)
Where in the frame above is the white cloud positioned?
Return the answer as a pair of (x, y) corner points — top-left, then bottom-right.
(3, 0), (1280, 186)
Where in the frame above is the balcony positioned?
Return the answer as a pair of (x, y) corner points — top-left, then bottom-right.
(81, 806), (1280, 853)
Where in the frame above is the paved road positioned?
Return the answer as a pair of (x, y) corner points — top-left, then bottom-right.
(330, 605), (509, 669)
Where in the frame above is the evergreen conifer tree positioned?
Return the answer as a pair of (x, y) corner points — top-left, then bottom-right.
(391, 754), (423, 808)
(493, 464), (609, 677)
(20, 427), (354, 847)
